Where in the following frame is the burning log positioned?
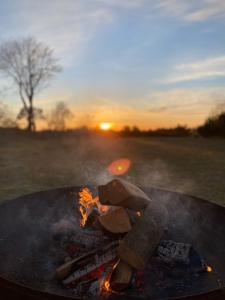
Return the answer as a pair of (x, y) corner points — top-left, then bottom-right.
(98, 179), (151, 211)
(98, 207), (132, 233)
(56, 241), (118, 282)
(62, 248), (117, 286)
(56, 249), (98, 281)
(110, 260), (133, 291)
(118, 201), (168, 269)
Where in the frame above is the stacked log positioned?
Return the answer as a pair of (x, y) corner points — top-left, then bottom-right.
(117, 201), (168, 269)
(56, 179), (169, 294)
(98, 179), (169, 271)
(98, 179), (151, 210)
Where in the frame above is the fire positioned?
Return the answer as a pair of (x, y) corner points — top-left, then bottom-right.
(78, 188), (109, 227)
(207, 265), (212, 272)
(99, 122), (112, 131)
(104, 280), (111, 292)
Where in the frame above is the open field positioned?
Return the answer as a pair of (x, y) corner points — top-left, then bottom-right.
(0, 131), (225, 205)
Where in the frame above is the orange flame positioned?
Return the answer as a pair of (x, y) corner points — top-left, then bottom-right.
(78, 188), (109, 227)
(104, 280), (111, 292)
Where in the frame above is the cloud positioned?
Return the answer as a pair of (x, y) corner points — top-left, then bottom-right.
(184, 1), (225, 22)
(36, 87), (225, 130)
(8, 1), (114, 66)
(145, 87), (225, 116)
(97, 0), (146, 8)
(155, 0), (225, 22)
(2, 0), (225, 71)
(165, 55), (225, 83)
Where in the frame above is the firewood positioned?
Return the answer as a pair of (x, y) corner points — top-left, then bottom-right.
(56, 241), (118, 281)
(70, 229), (109, 249)
(110, 260), (133, 291)
(98, 179), (151, 210)
(118, 201), (168, 269)
(62, 246), (117, 285)
(98, 207), (132, 233)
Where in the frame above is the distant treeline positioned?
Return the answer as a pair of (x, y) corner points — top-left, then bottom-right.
(1, 108), (225, 138)
(119, 125), (191, 137)
(198, 111), (225, 138)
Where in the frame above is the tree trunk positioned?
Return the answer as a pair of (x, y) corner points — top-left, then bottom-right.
(27, 101), (35, 132)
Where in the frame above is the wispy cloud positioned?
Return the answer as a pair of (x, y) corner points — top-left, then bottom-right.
(184, 1), (225, 22)
(155, 0), (225, 22)
(2, 0), (225, 69)
(37, 87), (225, 129)
(11, 1), (114, 66)
(97, 0), (146, 8)
(145, 87), (225, 115)
(165, 55), (225, 83)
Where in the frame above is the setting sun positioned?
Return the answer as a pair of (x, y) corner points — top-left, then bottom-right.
(99, 122), (112, 131)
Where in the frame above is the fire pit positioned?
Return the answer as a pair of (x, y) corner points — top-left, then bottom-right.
(0, 186), (225, 299)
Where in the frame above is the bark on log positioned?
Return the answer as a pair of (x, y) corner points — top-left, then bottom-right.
(98, 179), (151, 210)
(98, 207), (132, 233)
(117, 201), (168, 269)
(110, 260), (133, 291)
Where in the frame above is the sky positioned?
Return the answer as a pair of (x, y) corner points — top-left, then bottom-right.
(1, 0), (225, 130)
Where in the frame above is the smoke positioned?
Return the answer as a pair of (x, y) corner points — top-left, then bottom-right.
(131, 158), (195, 195)
(64, 136), (195, 197)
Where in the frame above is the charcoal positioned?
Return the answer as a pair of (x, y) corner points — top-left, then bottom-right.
(156, 240), (191, 265)
(155, 240), (206, 272)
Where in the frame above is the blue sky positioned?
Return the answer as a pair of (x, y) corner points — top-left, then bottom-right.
(1, 0), (225, 129)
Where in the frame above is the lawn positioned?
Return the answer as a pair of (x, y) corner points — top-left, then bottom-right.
(0, 131), (225, 205)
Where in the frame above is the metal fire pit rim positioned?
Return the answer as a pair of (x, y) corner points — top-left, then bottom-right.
(0, 186), (225, 300)
(1, 185), (223, 210)
(0, 275), (225, 300)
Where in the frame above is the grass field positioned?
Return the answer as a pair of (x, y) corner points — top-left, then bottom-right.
(0, 131), (225, 205)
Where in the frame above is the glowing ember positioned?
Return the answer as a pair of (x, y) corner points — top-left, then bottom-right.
(78, 188), (109, 227)
(107, 158), (131, 175)
(104, 280), (111, 292)
(207, 265), (212, 272)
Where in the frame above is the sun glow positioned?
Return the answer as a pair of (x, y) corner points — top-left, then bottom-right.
(99, 122), (112, 131)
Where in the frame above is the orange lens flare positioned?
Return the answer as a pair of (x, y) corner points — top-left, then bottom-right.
(107, 158), (131, 175)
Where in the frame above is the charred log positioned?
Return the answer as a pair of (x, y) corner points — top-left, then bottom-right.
(56, 241), (118, 282)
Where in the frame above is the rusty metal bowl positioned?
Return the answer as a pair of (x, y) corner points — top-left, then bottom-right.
(0, 186), (225, 300)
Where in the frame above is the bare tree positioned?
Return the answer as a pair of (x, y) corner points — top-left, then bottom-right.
(48, 101), (73, 131)
(0, 37), (61, 131)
